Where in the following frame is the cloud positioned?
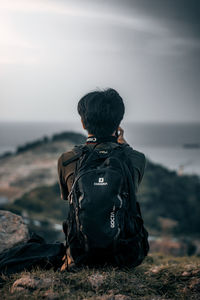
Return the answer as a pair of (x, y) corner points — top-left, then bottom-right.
(126, 0), (200, 37)
(0, 0), (167, 34)
(0, 14), (38, 64)
(1, 0), (198, 59)
(0, 0), (170, 65)
(0, 0), (199, 122)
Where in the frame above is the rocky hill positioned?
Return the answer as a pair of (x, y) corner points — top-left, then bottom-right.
(0, 132), (86, 203)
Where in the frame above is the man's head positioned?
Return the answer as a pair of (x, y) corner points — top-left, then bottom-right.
(77, 88), (125, 137)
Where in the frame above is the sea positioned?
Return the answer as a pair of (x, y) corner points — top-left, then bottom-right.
(0, 121), (200, 176)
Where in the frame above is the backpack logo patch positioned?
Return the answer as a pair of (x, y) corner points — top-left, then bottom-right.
(110, 211), (115, 228)
(94, 177), (108, 186)
(98, 150), (108, 154)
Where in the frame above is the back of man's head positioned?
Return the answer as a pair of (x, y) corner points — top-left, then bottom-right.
(78, 88), (125, 137)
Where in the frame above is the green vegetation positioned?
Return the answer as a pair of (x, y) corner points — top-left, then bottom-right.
(16, 131), (86, 154)
(6, 184), (65, 222)
(139, 160), (200, 236)
(16, 136), (49, 154)
(52, 131), (86, 144)
(1, 254), (200, 299)
(0, 131), (86, 158)
(0, 151), (13, 158)
(2, 184), (67, 241)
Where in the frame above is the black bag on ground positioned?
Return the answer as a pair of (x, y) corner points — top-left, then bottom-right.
(0, 233), (65, 277)
(63, 143), (149, 267)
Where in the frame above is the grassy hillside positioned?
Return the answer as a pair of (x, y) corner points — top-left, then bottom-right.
(1, 254), (200, 299)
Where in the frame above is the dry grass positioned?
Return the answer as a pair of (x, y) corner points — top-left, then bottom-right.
(0, 253), (200, 299)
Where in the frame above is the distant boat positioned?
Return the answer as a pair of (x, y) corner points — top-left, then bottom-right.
(183, 143), (200, 149)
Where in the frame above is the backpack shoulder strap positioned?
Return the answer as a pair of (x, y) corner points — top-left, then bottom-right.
(111, 144), (139, 216)
(62, 144), (88, 167)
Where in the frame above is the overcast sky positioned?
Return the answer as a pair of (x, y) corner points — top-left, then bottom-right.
(0, 0), (199, 123)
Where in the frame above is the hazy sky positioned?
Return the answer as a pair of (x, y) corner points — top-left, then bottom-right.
(0, 0), (199, 123)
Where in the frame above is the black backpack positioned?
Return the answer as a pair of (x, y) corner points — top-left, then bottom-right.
(62, 143), (149, 267)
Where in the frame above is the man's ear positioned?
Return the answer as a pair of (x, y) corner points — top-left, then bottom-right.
(81, 118), (86, 129)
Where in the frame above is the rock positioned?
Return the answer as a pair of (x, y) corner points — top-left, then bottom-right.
(11, 275), (41, 293)
(181, 271), (191, 277)
(149, 266), (164, 274)
(11, 274), (54, 293)
(192, 270), (200, 276)
(42, 290), (59, 299)
(0, 210), (29, 254)
(88, 273), (106, 290)
(189, 278), (200, 292)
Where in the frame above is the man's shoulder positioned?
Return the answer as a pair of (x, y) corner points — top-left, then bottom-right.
(58, 144), (85, 165)
(122, 144), (146, 185)
(58, 151), (74, 164)
(122, 144), (145, 161)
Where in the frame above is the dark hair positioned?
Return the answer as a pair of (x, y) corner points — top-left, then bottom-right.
(77, 88), (125, 136)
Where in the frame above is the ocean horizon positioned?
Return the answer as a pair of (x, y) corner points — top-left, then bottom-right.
(0, 121), (200, 176)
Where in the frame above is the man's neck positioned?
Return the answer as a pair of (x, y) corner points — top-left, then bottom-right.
(88, 133), (115, 137)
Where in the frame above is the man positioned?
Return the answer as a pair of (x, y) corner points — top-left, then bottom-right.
(57, 88), (148, 269)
